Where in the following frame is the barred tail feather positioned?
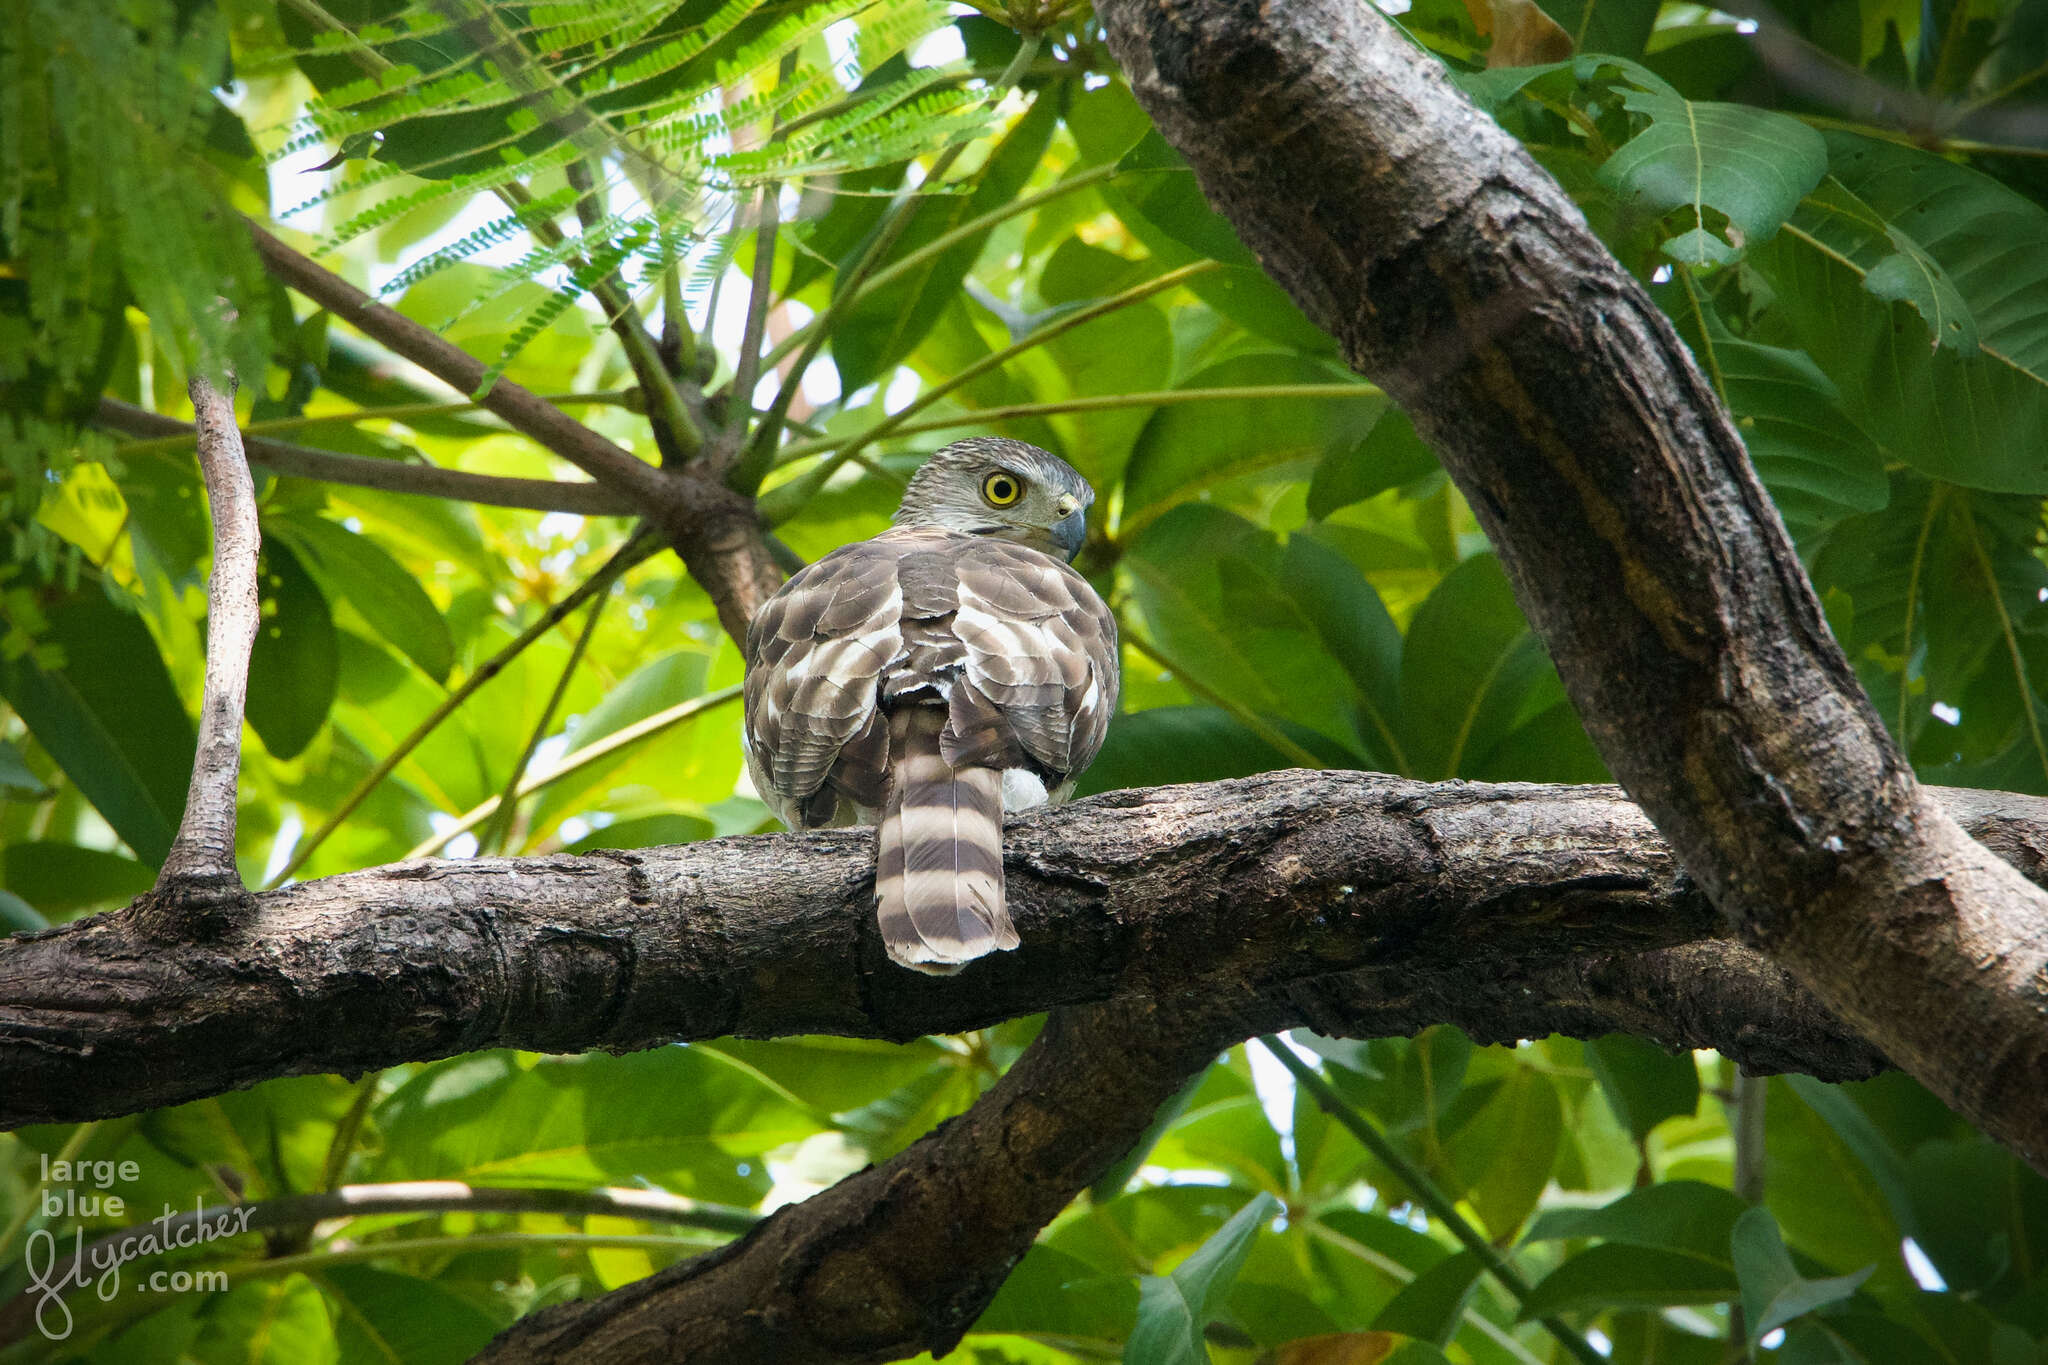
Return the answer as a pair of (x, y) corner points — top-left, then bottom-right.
(876, 709), (1017, 974)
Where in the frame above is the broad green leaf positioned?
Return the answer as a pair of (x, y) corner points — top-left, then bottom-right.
(1598, 88), (1825, 262)
(1764, 1076), (1905, 1277)
(1268, 1336), (1453, 1365)
(274, 514), (454, 684)
(1125, 1191), (1281, 1365)
(1753, 134), (2048, 491)
(1397, 553), (1558, 779)
(1307, 409), (1441, 521)
(1442, 1065), (1561, 1238)
(1584, 1034), (1700, 1140)
(1279, 532), (1407, 774)
(1701, 334), (1889, 531)
(0, 736), (45, 796)
(1535, 0), (1662, 57)
(248, 539), (341, 762)
(1120, 505), (1368, 755)
(0, 586), (195, 866)
(1369, 1251), (1482, 1346)
(1524, 1180), (1748, 1261)
(1731, 1205), (1874, 1340)
(563, 812), (715, 853)
(1122, 353), (1382, 534)
(1520, 1244), (1737, 1316)
(320, 1266), (505, 1365)
(2, 841), (154, 914)
(190, 1276), (338, 1365)
(1075, 706), (1355, 797)
(973, 1244), (1138, 1344)
(372, 1048), (814, 1203)
(0, 889), (47, 933)
(696, 1035), (951, 1116)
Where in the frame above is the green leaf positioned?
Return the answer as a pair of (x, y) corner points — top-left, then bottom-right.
(371, 1048), (813, 1203)
(1731, 1205), (1874, 1340)
(248, 539), (342, 761)
(1598, 87), (1826, 261)
(0, 889), (47, 933)
(1397, 554), (1558, 779)
(1535, 0), (1662, 57)
(1279, 532), (1406, 773)
(1584, 1034), (1700, 1141)
(974, 1244), (1139, 1343)
(1753, 133), (2048, 492)
(1442, 1065), (1561, 1238)
(0, 737), (45, 796)
(1763, 1076), (1905, 1277)
(1122, 353), (1382, 533)
(1524, 1180), (1749, 1261)
(1121, 505), (1369, 754)
(319, 1266), (504, 1365)
(191, 1276), (338, 1365)
(2, 841), (154, 914)
(1125, 1191), (1282, 1365)
(1369, 1250), (1483, 1346)
(563, 812), (715, 853)
(274, 515), (454, 684)
(1521, 1244), (1737, 1317)
(0, 586), (195, 867)
(833, 93), (1058, 395)
(1307, 409), (1441, 521)
(1075, 706), (1357, 797)
(1702, 334), (1890, 531)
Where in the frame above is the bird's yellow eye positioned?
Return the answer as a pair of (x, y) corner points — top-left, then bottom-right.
(981, 471), (1024, 507)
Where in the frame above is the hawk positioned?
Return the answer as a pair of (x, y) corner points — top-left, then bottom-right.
(742, 438), (1119, 973)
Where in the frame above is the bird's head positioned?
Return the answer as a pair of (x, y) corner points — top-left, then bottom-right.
(892, 437), (1094, 562)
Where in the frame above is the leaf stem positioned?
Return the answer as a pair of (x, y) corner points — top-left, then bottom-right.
(399, 683), (744, 861)
(1121, 629), (1327, 771)
(767, 383), (1381, 464)
(758, 261), (1218, 524)
(1257, 1037), (1607, 1365)
(478, 588), (608, 855)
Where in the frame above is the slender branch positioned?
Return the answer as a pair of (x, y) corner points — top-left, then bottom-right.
(1261, 1038), (1606, 1365)
(97, 400), (637, 516)
(269, 534), (660, 886)
(730, 133), (976, 493)
(722, 183), (784, 463)
(148, 374), (259, 911)
(399, 684), (743, 861)
(246, 223), (670, 508)
(104, 392), (631, 455)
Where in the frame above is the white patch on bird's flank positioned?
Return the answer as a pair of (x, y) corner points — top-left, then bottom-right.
(1001, 769), (1049, 811)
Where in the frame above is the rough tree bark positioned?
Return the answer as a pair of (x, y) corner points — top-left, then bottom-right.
(7, 771), (1961, 1127)
(1096, 0), (2048, 1168)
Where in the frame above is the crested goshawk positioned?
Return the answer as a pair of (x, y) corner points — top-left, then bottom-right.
(742, 438), (1119, 972)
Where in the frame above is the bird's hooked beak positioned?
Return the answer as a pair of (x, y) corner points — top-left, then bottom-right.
(1052, 501), (1087, 562)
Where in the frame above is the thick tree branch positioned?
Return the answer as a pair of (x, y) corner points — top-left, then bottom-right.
(245, 221), (783, 645)
(97, 399), (638, 515)
(1096, 0), (2048, 1169)
(477, 997), (1247, 1364)
(143, 374), (258, 920)
(16, 773), (2042, 1128)
(246, 223), (670, 507)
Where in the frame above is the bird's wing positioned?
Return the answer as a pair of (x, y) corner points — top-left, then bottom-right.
(743, 540), (904, 819)
(943, 539), (1119, 779)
